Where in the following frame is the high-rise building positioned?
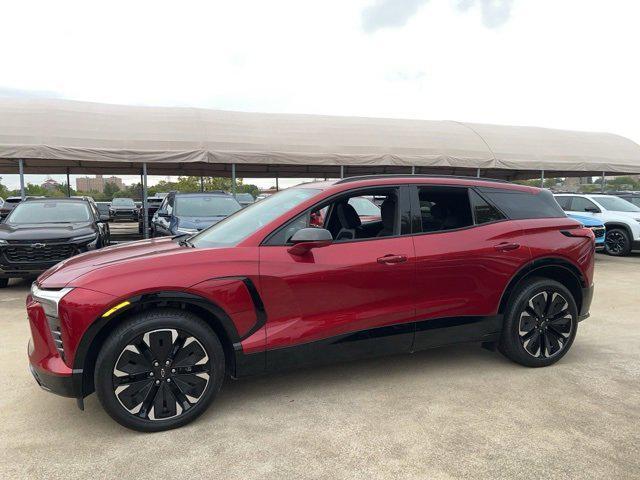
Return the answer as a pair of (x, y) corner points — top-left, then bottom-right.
(76, 175), (124, 193)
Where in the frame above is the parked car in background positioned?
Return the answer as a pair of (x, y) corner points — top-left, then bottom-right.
(0, 197), (4, 209)
(610, 191), (640, 208)
(567, 213), (605, 251)
(151, 191), (242, 236)
(138, 196), (165, 234)
(28, 176), (594, 431)
(0, 198), (109, 287)
(95, 202), (111, 219)
(109, 198), (138, 222)
(0, 196), (45, 221)
(555, 193), (640, 256)
(234, 192), (255, 208)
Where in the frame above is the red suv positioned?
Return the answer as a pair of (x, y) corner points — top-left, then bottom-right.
(27, 175), (595, 431)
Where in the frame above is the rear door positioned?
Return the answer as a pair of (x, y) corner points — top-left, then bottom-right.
(258, 185), (417, 370)
(411, 185), (530, 350)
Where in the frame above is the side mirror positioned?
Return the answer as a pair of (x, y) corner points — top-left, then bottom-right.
(99, 214), (110, 222)
(157, 211), (170, 218)
(287, 228), (333, 256)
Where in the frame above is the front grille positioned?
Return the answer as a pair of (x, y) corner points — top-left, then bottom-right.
(4, 244), (76, 263)
(47, 317), (65, 360)
(590, 227), (605, 238)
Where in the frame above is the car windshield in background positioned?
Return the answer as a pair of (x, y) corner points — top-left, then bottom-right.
(191, 188), (320, 248)
(8, 202), (91, 224)
(112, 198), (135, 207)
(175, 196), (242, 217)
(598, 197), (640, 212)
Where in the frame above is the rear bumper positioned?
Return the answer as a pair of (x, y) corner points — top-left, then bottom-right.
(578, 283), (594, 321)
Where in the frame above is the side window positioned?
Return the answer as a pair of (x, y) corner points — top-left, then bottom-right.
(469, 190), (505, 224)
(265, 187), (400, 245)
(417, 186), (473, 233)
(554, 196), (572, 210)
(479, 188), (565, 219)
(571, 197), (599, 213)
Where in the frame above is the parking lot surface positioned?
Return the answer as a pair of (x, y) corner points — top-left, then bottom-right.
(1, 254), (639, 479)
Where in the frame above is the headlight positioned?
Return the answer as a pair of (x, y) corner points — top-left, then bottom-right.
(30, 284), (74, 319)
(0, 239), (7, 246)
(71, 233), (98, 243)
(176, 227), (198, 234)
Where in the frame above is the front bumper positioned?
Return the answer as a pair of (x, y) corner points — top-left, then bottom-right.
(578, 283), (594, 322)
(29, 363), (81, 398)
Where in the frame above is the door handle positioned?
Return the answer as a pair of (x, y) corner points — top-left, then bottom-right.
(377, 254), (408, 264)
(494, 242), (520, 252)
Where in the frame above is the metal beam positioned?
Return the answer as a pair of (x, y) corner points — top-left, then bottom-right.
(601, 171), (606, 193)
(231, 164), (237, 196)
(411, 166), (416, 175)
(66, 168), (71, 197)
(18, 159), (25, 200)
(540, 169), (545, 188)
(275, 174), (279, 191)
(340, 165), (344, 178)
(200, 176), (204, 192)
(142, 163), (149, 239)
(476, 168), (481, 178)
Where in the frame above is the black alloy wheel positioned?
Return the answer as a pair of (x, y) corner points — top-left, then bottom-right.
(518, 291), (573, 359)
(605, 228), (631, 256)
(95, 309), (224, 431)
(112, 328), (211, 421)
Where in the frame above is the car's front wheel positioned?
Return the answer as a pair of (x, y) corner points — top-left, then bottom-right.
(499, 277), (578, 367)
(605, 228), (631, 256)
(95, 309), (225, 432)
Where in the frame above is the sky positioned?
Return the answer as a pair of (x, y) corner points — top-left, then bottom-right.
(1, 0), (639, 190)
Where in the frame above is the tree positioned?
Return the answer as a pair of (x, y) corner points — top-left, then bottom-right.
(0, 177), (9, 198)
(103, 181), (121, 198)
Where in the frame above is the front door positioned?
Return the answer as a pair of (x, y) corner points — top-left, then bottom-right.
(258, 186), (416, 371)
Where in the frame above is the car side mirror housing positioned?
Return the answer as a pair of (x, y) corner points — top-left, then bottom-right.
(99, 214), (110, 222)
(287, 228), (333, 256)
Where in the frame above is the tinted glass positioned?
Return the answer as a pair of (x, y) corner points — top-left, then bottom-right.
(191, 188), (320, 248)
(596, 196), (640, 212)
(417, 186), (473, 232)
(235, 193), (254, 203)
(554, 196), (572, 210)
(8, 202), (91, 223)
(175, 196), (241, 217)
(479, 188), (565, 219)
(469, 190), (505, 224)
(571, 197), (600, 212)
(112, 198), (135, 206)
(348, 197), (381, 217)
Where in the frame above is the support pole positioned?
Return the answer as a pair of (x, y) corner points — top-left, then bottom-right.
(340, 165), (344, 179)
(411, 166), (416, 175)
(476, 168), (481, 178)
(18, 159), (25, 200)
(200, 176), (204, 192)
(540, 169), (545, 188)
(231, 164), (237, 197)
(601, 171), (606, 193)
(275, 175), (279, 191)
(142, 163), (149, 239)
(66, 168), (71, 197)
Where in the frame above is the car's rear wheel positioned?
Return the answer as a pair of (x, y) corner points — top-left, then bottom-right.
(95, 309), (225, 432)
(499, 277), (577, 367)
(605, 228), (631, 256)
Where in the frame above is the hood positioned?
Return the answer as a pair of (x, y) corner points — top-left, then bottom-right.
(38, 236), (183, 286)
(176, 215), (226, 231)
(603, 210), (640, 222)
(0, 222), (95, 241)
(567, 214), (604, 227)
(110, 205), (137, 210)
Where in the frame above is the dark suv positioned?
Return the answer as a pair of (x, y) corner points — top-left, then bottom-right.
(27, 176), (594, 431)
(109, 198), (138, 222)
(151, 191), (241, 236)
(0, 198), (109, 286)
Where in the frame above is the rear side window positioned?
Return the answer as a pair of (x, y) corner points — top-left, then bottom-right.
(417, 186), (473, 232)
(469, 190), (505, 224)
(478, 188), (565, 219)
(554, 196), (572, 210)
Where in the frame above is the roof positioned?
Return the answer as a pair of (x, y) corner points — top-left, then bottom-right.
(1, 98), (639, 179)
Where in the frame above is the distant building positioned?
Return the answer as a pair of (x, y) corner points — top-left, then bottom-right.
(76, 175), (124, 193)
(41, 178), (60, 191)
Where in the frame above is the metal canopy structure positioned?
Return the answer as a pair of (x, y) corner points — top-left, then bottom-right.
(1, 97), (640, 179)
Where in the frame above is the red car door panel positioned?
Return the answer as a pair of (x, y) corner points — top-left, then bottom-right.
(259, 236), (416, 355)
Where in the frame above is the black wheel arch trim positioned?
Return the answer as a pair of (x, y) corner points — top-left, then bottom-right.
(73, 276), (266, 396)
(499, 257), (588, 316)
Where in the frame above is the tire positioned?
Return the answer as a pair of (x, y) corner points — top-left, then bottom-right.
(95, 308), (225, 432)
(498, 277), (578, 367)
(605, 228), (632, 256)
(0, 278), (8, 288)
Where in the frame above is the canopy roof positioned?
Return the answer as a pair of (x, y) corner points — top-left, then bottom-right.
(1, 98), (639, 179)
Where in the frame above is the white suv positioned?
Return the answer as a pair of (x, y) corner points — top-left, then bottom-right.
(555, 194), (640, 256)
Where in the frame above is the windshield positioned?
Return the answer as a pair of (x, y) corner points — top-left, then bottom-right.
(596, 196), (640, 212)
(348, 197), (381, 216)
(191, 188), (320, 248)
(235, 193), (254, 202)
(175, 196), (241, 217)
(112, 198), (135, 206)
(8, 202), (91, 223)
